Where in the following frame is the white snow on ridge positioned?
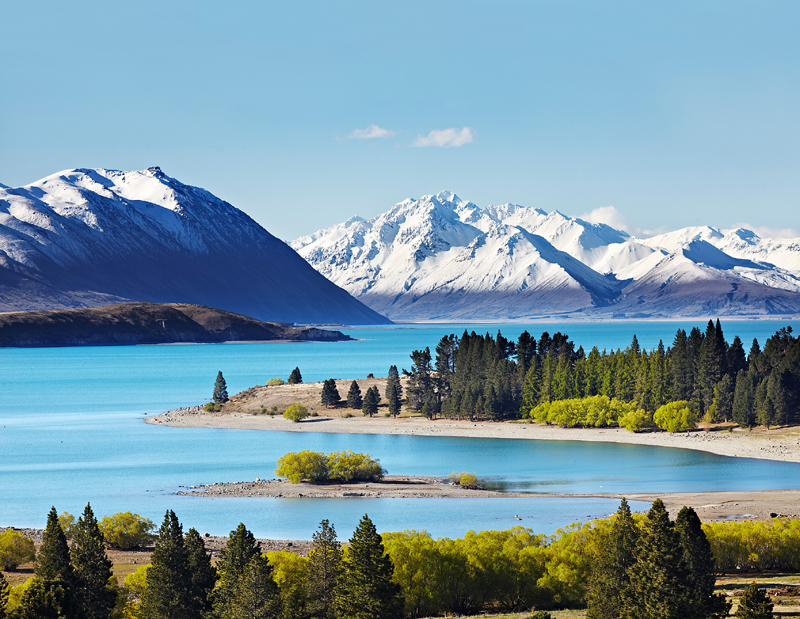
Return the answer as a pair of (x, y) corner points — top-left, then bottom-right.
(293, 192), (800, 320)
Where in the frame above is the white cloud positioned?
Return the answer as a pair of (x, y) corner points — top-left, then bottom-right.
(731, 223), (799, 239)
(579, 205), (630, 232)
(411, 127), (474, 148)
(348, 124), (396, 139)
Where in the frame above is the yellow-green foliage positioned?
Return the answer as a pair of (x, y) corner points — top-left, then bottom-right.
(99, 512), (155, 549)
(653, 400), (698, 432)
(283, 404), (310, 423)
(383, 524), (597, 615)
(58, 511), (76, 540)
(266, 378), (285, 386)
(118, 563), (150, 618)
(529, 396), (641, 429)
(6, 578), (32, 615)
(266, 551), (308, 588)
(703, 518), (800, 572)
(0, 529), (36, 570)
(618, 408), (655, 432)
(447, 472), (480, 488)
(275, 450), (385, 483)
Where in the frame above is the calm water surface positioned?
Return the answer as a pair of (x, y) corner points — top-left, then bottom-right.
(1, 320), (797, 539)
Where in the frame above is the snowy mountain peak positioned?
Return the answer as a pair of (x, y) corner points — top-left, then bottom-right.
(292, 192), (800, 320)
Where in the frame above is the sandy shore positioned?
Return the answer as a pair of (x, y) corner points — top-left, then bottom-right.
(148, 406), (800, 464)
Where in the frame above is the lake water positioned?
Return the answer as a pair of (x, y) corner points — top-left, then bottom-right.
(1, 320), (797, 539)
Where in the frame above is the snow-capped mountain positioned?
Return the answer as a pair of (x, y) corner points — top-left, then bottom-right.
(0, 168), (389, 324)
(291, 192), (800, 321)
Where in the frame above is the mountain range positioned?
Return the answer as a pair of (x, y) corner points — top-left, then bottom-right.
(291, 191), (800, 321)
(0, 168), (388, 325)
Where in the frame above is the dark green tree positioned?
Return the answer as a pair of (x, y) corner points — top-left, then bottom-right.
(0, 572), (8, 619)
(407, 347), (433, 412)
(214, 523), (261, 617)
(321, 379), (340, 409)
(675, 506), (730, 619)
(623, 499), (689, 619)
(711, 374), (734, 422)
(346, 380), (363, 409)
(224, 553), (279, 619)
(14, 577), (73, 619)
(587, 498), (640, 619)
(335, 514), (403, 619)
(213, 371), (229, 404)
(185, 527), (216, 618)
(38, 506), (73, 583)
(735, 584), (773, 619)
(288, 367), (303, 384)
(307, 519), (342, 619)
(362, 386), (380, 417)
(386, 381), (401, 418)
(140, 510), (195, 619)
(757, 397), (775, 429)
(71, 503), (116, 619)
(733, 369), (756, 428)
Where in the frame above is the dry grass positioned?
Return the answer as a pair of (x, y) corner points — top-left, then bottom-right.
(219, 376), (417, 419)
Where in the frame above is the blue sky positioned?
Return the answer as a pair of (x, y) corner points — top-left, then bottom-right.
(2, 1), (798, 240)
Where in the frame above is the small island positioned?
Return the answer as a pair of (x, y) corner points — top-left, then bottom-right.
(0, 302), (352, 347)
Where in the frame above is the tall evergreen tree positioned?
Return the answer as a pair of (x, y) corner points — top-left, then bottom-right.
(321, 379), (340, 409)
(141, 510), (195, 619)
(14, 577), (73, 619)
(385, 366), (403, 406)
(213, 371), (229, 404)
(586, 498), (640, 619)
(407, 347), (433, 412)
(71, 503), (116, 619)
(362, 386), (380, 417)
(214, 523), (261, 617)
(733, 369), (756, 428)
(287, 367), (303, 384)
(307, 519), (342, 619)
(734, 584), (773, 619)
(336, 514), (403, 619)
(675, 506), (730, 619)
(38, 506), (73, 583)
(386, 381), (401, 418)
(224, 554), (280, 619)
(346, 380), (363, 409)
(185, 527), (217, 618)
(623, 500), (690, 619)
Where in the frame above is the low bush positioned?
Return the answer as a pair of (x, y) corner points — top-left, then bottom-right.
(275, 450), (385, 483)
(204, 402), (221, 412)
(99, 512), (155, 549)
(284, 404), (310, 423)
(654, 400), (698, 432)
(447, 472), (481, 488)
(0, 529), (36, 570)
(266, 378), (285, 386)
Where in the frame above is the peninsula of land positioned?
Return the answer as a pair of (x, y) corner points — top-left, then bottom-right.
(0, 302), (352, 347)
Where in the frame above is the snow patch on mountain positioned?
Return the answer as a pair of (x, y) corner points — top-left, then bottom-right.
(292, 192), (800, 320)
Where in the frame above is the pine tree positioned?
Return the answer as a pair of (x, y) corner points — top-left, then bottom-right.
(335, 514), (403, 619)
(38, 506), (74, 583)
(386, 381), (401, 418)
(362, 386), (380, 417)
(758, 396), (776, 429)
(733, 369), (756, 428)
(407, 348), (433, 412)
(213, 371), (229, 404)
(587, 498), (640, 619)
(675, 506), (730, 619)
(346, 380), (363, 409)
(14, 577), (73, 619)
(141, 510), (195, 619)
(385, 365), (403, 415)
(71, 503), (116, 619)
(288, 367), (303, 384)
(307, 519), (342, 619)
(735, 584), (773, 618)
(623, 499), (690, 619)
(214, 523), (261, 617)
(224, 553), (280, 619)
(185, 527), (216, 617)
(321, 379), (340, 409)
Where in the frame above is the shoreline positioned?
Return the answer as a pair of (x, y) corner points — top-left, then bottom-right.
(147, 407), (800, 464)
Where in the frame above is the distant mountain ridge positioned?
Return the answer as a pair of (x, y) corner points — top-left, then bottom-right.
(0, 168), (389, 324)
(0, 302), (352, 347)
(291, 191), (800, 321)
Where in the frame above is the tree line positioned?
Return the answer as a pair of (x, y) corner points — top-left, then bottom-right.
(3, 502), (790, 618)
(402, 322), (800, 428)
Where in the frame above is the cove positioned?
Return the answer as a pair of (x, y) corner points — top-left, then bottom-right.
(1, 320), (797, 539)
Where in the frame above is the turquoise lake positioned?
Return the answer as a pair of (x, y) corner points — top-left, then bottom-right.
(1, 320), (798, 539)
